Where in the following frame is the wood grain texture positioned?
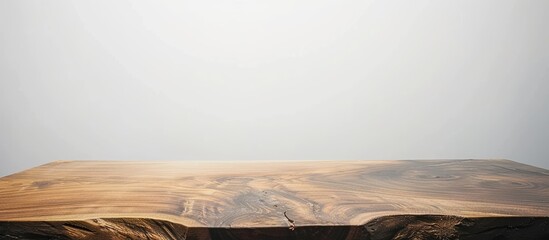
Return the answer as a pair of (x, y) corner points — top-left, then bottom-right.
(0, 159), (548, 239)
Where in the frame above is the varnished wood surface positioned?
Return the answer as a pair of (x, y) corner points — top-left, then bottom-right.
(0, 159), (548, 239)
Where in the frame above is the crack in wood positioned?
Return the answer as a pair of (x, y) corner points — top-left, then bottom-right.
(284, 211), (296, 231)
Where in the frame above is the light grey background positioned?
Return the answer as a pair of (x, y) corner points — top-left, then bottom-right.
(1, 0), (548, 177)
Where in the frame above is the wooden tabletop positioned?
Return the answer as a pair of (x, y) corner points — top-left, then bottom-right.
(0, 159), (548, 239)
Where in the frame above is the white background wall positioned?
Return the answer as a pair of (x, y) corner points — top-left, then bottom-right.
(1, 0), (548, 176)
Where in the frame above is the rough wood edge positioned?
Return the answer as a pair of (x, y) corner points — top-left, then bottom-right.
(1, 215), (548, 240)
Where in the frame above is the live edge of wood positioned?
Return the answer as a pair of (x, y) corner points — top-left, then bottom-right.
(0, 159), (548, 240)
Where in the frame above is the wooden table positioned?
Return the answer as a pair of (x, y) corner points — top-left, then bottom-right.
(0, 159), (548, 239)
